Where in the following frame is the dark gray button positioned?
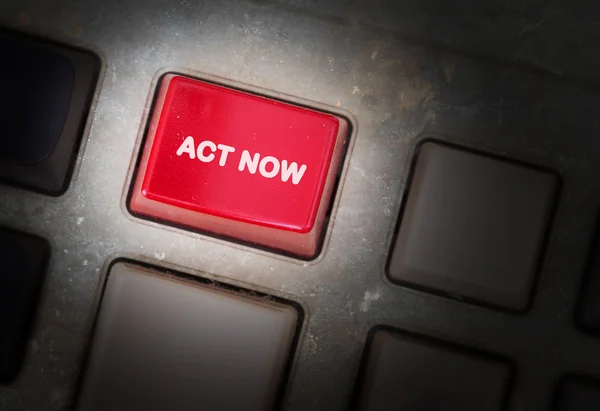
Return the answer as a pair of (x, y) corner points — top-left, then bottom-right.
(0, 33), (100, 194)
(554, 376), (600, 410)
(76, 262), (300, 411)
(388, 141), (558, 311)
(354, 328), (512, 411)
(577, 214), (600, 331)
(0, 228), (49, 383)
(0, 37), (74, 164)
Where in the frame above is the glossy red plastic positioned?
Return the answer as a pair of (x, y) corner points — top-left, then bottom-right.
(130, 74), (347, 257)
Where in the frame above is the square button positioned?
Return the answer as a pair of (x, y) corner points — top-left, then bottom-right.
(354, 328), (512, 411)
(129, 74), (348, 258)
(554, 376), (600, 410)
(388, 141), (558, 311)
(76, 261), (301, 411)
(577, 213), (600, 332)
(0, 227), (49, 383)
(0, 33), (100, 194)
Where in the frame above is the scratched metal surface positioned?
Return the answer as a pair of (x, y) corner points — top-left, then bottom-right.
(1, 0), (600, 410)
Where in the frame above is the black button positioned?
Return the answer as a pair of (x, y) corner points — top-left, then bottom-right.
(0, 227), (49, 383)
(0, 32), (100, 194)
(577, 212), (600, 332)
(554, 376), (600, 410)
(353, 327), (513, 411)
(387, 140), (558, 312)
(0, 37), (74, 164)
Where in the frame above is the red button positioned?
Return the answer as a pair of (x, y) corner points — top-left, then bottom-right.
(130, 75), (348, 258)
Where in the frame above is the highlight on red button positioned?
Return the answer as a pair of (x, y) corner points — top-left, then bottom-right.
(129, 74), (349, 258)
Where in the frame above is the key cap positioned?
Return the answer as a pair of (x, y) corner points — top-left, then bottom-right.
(577, 212), (600, 332)
(0, 33), (100, 194)
(129, 75), (348, 258)
(0, 227), (50, 383)
(388, 141), (558, 311)
(354, 328), (512, 411)
(554, 376), (600, 410)
(76, 261), (300, 411)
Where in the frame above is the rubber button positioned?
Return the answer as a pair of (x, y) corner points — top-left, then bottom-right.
(554, 376), (600, 410)
(354, 328), (512, 411)
(0, 228), (49, 383)
(130, 75), (347, 258)
(76, 262), (300, 411)
(577, 212), (600, 332)
(388, 141), (558, 312)
(0, 37), (74, 164)
(0, 33), (100, 194)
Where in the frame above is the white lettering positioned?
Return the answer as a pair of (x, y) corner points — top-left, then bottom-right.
(197, 140), (216, 163)
(259, 156), (280, 179)
(177, 140), (307, 185)
(281, 160), (307, 185)
(238, 150), (260, 174)
(176, 136), (196, 159)
(216, 144), (235, 167)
